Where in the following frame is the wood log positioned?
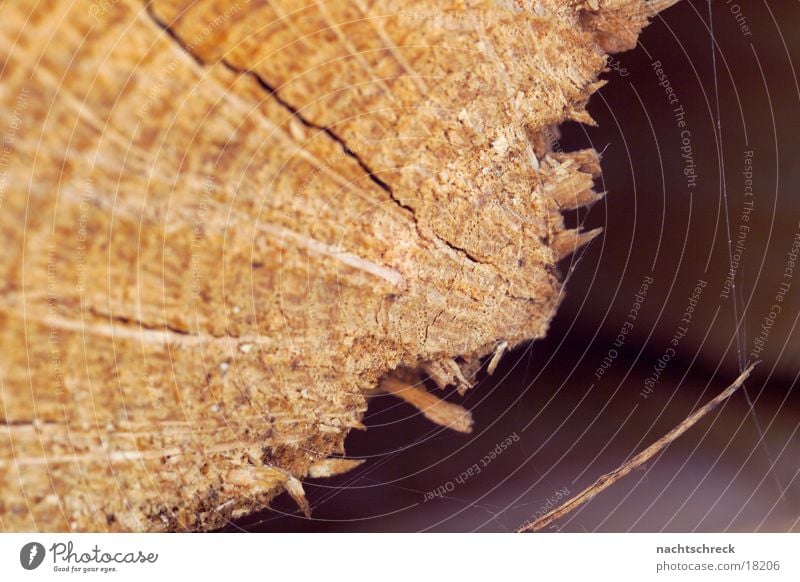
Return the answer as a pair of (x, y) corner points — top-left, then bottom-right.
(0, 0), (675, 531)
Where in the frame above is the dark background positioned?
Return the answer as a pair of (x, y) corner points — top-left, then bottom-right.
(229, 0), (800, 532)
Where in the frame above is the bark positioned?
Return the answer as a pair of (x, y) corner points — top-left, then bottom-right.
(0, 0), (675, 531)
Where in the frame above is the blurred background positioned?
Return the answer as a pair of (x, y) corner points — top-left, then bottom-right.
(229, 0), (800, 532)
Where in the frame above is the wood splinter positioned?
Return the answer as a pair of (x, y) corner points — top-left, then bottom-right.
(487, 342), (509, 376)
(552, 227), (604, 261)
(519, 363), (757, 533)
(307, 458), (366, 479)
(381, 376), (474, 434)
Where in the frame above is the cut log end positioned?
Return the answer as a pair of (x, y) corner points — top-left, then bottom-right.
(0, 0), (675, 531)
